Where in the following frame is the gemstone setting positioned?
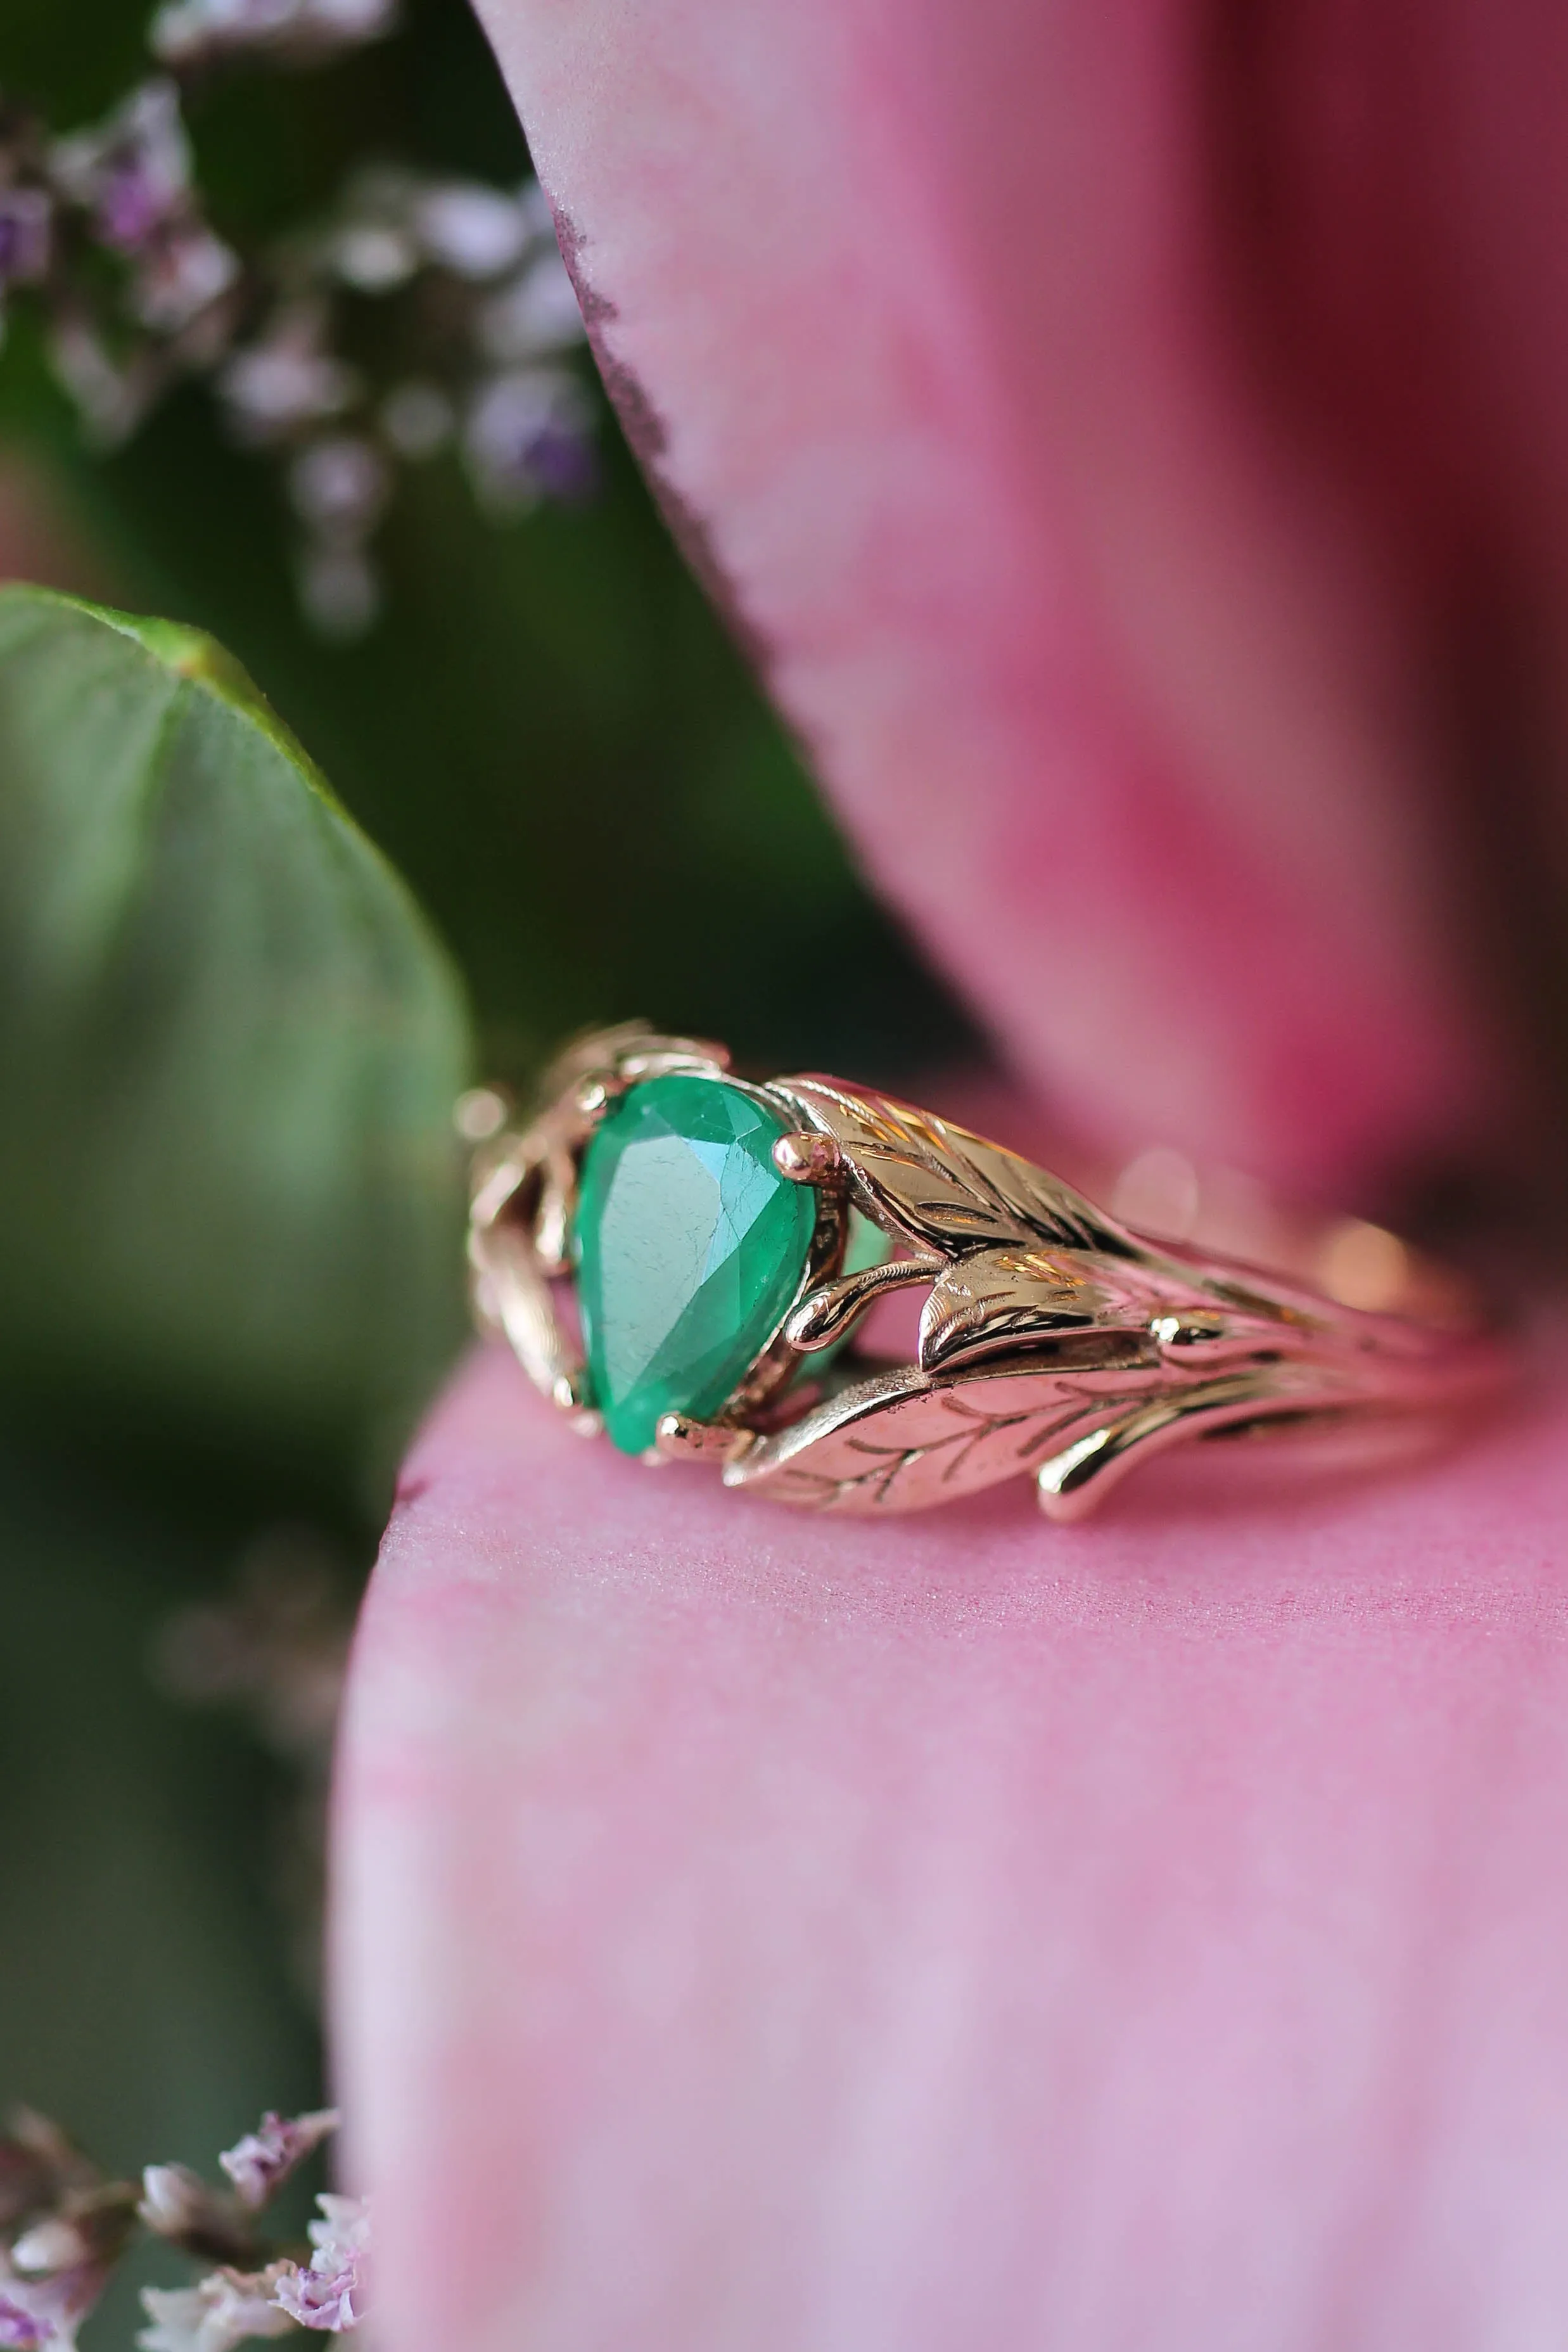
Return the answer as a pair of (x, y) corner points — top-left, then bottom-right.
(573, 1073), (818, 1455)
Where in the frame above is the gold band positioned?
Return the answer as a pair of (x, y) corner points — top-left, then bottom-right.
(466, 1026), (1510, 1521)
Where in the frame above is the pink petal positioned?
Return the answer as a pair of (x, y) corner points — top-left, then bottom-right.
(333, 1345), (1568, 2348)
(463, 0), (1552, 1190)
(334, 10), (1568, 2344)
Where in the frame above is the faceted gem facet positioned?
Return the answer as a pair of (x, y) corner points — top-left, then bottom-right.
(574, 1075), (817, 1454)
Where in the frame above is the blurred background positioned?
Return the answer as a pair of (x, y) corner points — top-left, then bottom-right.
(0, 0), (974, 2329)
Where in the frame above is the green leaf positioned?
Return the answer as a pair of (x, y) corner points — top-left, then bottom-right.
(0, 585), (472, 1499)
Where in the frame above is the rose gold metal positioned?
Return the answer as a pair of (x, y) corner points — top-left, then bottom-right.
(469, 1025), (1514, 1521)
(784, 1254), (940, 1352)
(654, 1412), (753, 1464)
(571, 1072), (623, 1123)
(772, 1130), (843, 1184)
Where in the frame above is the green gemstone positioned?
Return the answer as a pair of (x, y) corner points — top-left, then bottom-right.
(574, 1074), (817, 1454)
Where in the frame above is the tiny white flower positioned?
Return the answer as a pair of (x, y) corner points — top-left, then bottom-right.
(329, 223), (417, 293)
(476, 251), (585, 364)
(50, 81), (191, 252)
(137, 2164), (212, 2239)
(7, 2223), (82, 2278)
(218, 2111), (340, 2213)
(132, 226), (240, 333)
(269, 2195), (369, 2332)
(150, 0), (392, 65)
(139, 2268), (294, 2352)
(0, 2252), (103, 2352)
(288, 440), (388, 537)
(414, 182), (529, 279)
(218, 317), (358, 440)
(307, 0), (396, 39)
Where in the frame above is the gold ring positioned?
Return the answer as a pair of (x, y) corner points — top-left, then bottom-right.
(464, 1025), (1511, 1519)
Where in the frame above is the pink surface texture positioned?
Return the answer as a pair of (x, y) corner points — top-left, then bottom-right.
(331, 2), (1568, 2343)
(465, 0), (1568, 1192)
(337, 1350), (1568, 2351)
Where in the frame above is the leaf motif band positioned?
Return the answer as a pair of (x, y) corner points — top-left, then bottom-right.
(468, 1027), (1512, 1520)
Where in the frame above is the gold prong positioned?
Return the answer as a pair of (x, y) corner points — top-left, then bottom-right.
(772, 1130), (841, 1184)
(533, 1149), (578, 1274)
(551, 1371), (592, 1416)
(572, 1070), (627, 1123)
(469, 1155), (524, 1230)
(619, 1039), (731, 1079)
(469, 1041), (1507, 1519)
(654, 1411), (742, 1462)
(535, 1226), (573, 1279)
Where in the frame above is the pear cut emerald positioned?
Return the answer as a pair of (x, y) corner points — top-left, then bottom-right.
(574, 1073), (817, 1454)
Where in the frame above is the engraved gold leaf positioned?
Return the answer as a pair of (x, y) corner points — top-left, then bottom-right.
(919, 1244), (1129, 1372)
(728, 1352), (1380, 1516)
(725, 1360), (1162, 1514)
(772, 1080), (1132, 1260)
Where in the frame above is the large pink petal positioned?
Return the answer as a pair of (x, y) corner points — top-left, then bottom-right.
(333, 10), (1568, 2346)
(334, 1346), (1568, 2349)
(463, 0), (1567, 1192)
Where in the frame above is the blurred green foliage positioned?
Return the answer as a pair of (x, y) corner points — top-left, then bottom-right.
(0, 1436), (322, 2337)
(0, 587), (460, 2304)
(0, 588), (470, 1502)
(0, 0), (972, 2253)
(0, 0), (972, 1098)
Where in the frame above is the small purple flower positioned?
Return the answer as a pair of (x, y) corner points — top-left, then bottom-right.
(523, 418), (598, 502)
(269, 2269), (353, 2332)
(0, 2298), (50, 2352)
(0, 2251), (108, 2352)
(51, 82), (191, 256)
(464, 367), (597, 512)
(217, 310), (358, 442)
(132, 225), (240, 335)
(217, 2111), (338, 2213)
(139, 2267), (295, 2352)
(269, 2194), (368, 2333)
(15, 44), (599, 643)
